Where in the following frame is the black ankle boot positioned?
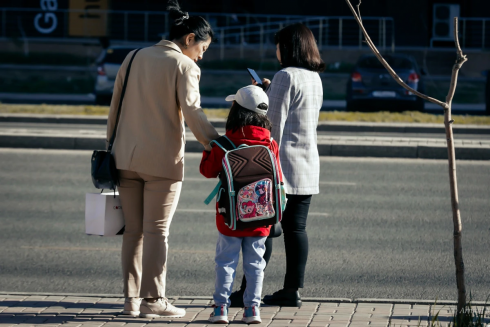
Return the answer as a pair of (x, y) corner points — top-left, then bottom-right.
(263, 289), (302, 307)
(229, 288), (245, 307)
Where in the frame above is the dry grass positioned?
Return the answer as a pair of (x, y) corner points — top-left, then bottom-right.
(0, 104), (110, 115)
(1, 104), (489, 125)
(318, 111), (490, 125)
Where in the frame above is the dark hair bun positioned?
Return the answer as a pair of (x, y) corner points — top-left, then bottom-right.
(166, 0), (215, 43)
(166, 0), (188, 25)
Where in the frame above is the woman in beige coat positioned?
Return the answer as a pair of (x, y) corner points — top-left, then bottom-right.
(106, 0), (219, 318)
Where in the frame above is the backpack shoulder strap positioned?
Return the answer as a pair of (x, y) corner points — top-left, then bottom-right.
(210, 135), (236, 152)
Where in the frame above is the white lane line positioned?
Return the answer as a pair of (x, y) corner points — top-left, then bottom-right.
(320, 181), (357, 186)
(184, 178), (214, 182)
(309, 213), (330, 217)
(1, 149), (489, 166)
(177, 209), (215, 213)
(185, 178), (357, 186)
(177, 209), (329, 217)
(318, 156), (490, 165)
(20, 245), (286, 255)
(21, 246), (120, 252)
(20, 245), (214, 254)
(0, 148), (93, 155)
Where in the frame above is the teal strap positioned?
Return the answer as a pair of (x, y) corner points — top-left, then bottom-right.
(204, 180), (222, 205)
(216, 188), (225, 202)
(279, 183), (287, 211)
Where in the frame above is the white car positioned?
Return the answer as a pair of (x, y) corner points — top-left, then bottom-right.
(94, 46), (137, 105)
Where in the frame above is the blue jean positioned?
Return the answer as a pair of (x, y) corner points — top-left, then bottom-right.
(213, 233), (267, 307)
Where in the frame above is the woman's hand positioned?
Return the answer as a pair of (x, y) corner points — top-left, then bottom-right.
(251, 78), (271, 90)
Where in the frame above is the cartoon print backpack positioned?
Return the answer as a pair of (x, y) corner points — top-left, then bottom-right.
(204, 135), (287, 231)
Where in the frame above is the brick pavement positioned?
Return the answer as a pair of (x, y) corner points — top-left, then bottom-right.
(2, 294), (486, 327)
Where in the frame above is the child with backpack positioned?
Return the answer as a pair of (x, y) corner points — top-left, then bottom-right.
(200, 85), (284, 324)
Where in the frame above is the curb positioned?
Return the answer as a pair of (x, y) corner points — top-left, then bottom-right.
(0, 93), (486, 113)
(1, 135), (489, 160)
(1, 292), (488, 306)
(1, 114), (489, 135)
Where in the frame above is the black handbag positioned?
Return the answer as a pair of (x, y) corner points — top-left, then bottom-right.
(91, 48), (141, 190)
(269, 221), (283, 238)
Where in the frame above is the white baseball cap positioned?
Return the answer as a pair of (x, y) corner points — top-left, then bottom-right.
(225, 85), (269, 115)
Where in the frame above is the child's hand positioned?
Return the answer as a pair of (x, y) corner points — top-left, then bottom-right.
(251, 78), (271, 90)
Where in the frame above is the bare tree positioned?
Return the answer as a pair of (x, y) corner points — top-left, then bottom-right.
(344, 0), (467, 313)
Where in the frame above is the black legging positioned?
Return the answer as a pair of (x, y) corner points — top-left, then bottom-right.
(240, 194), (312, 290)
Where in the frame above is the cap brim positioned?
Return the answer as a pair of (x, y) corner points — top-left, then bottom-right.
(225, 95), (236, 102)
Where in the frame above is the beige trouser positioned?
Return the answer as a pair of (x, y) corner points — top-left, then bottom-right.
(117, 169), (182, 298)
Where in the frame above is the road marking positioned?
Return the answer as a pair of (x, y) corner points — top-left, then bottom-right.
(177, 209), (215, 213)
(21, 246), (120, 251)
(0, 148), (92, 155)
(1, 149), (489, 165)
(20, 245), (285, 255)
(177, 208), (329, 217)
(20, 245), (213, 254)
(320, 181), (356, 185)
(185, 178), (356, 186)
(309, 212), (330, 217)
(318, 156), (490, 165)
(183, 178), (214, 182)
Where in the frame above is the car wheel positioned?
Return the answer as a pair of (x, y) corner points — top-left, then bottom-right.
(95, 94), (111, 106)
(346, 101), (359, 112)
(412, 98), (425, 112)
(486, 71), (490, 115)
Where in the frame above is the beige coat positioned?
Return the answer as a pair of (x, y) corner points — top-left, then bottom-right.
(106, 40), (219, 181)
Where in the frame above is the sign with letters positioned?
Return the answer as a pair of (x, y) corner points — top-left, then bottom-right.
(34, 0), (60, 34)
(69, 0), (108, 37)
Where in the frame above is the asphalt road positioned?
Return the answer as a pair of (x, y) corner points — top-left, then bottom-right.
(0, 149), (489, 301)
(1, 122), (490, 141)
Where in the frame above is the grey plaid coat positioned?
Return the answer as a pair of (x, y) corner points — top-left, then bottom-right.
(266, 67), (323, 195)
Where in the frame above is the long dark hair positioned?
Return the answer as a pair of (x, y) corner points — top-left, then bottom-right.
(166, 0), (214, 42)
(226, 101), (272, 133)
(275, 23), (325, 73)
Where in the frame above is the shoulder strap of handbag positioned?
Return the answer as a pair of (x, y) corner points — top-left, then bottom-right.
(210, 135), (236, 153)
(107, 48), (142, 151)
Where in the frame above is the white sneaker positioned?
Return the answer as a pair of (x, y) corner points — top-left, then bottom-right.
(242, 306), (261, 324)
(122, 297), (142, 316)
(139, 298), (186, 318)
(208, 304), (229, 324)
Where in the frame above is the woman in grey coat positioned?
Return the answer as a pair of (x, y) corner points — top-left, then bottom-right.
(231, 23), (325, 307)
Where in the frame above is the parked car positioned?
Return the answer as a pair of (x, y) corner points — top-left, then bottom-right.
(346, 54), (426, 112)
(94, 46), (137, 105)
(485, 70), (490, 115)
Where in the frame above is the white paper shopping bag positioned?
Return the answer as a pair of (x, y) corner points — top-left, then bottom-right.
(85, 192), (125, 236)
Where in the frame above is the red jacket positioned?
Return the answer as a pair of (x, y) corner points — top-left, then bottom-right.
(200, 125), (283, 237)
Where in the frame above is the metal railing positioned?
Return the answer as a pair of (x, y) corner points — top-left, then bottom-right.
(0, 8), (394, 52)
(209, 16), (395, 60)
(460, 18), (490, 49)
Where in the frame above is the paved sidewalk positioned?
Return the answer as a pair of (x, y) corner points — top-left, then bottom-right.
(0, 114), (489, 159)
(1, 115), (490, 135)
(1, 128), (489, 160)
(0, 293), (475, 327)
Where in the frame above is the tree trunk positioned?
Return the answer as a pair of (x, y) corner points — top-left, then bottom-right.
(344, 0), (468, 312)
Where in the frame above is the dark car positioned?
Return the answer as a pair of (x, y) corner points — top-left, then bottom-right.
(346, 54), (426, 111)
(485, 70), (490, 115)
(94, 46), (137, 105)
